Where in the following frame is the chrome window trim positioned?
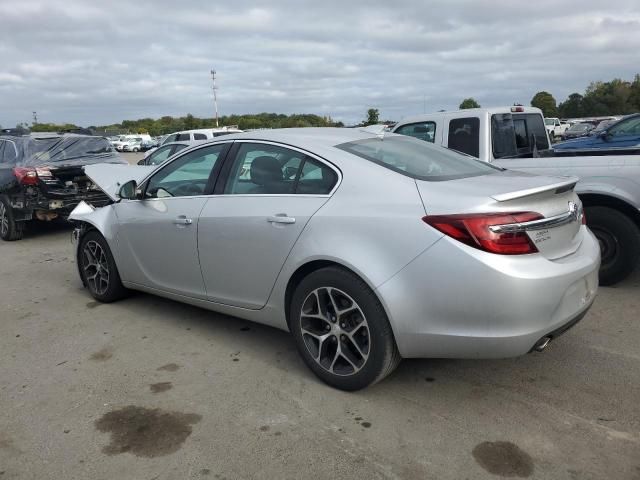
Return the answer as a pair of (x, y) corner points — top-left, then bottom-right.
(131, 138), (341, 201)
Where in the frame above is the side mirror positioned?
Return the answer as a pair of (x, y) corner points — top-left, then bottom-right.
(118, 180), (139, 200)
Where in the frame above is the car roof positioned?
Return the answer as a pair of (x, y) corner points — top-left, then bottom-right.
(196, 127), (381, 150)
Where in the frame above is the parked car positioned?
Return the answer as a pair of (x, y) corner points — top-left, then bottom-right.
(69, 128), (599, 390)
(392, 107), (640, 285)
(161, 127), (243, 146)
(554, 113), (640, 151)
(560, 122), (595, 140)
(0, 130), (126, 241)
(545, 117), (569, 140)
(136, 141), (198, 166)
(122, 137), (144, 152)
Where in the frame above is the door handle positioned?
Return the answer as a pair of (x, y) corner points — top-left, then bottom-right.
(173, 216), (193, 225)
(267, 214), (296, 224)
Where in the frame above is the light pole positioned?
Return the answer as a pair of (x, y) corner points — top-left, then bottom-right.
(211, 69), (219, 127)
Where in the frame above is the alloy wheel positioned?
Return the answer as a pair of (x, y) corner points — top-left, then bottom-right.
(83, 240), (110, 295)
(299, 287), (370, 376)
(0, 202), (8, 237)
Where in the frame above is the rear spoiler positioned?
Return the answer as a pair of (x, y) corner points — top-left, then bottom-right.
(491, 177), (578, 202)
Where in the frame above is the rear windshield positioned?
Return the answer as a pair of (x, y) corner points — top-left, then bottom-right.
(23, 136), (114, 165)
(336, 135), (498, 181)
(491, 113), (549, 159)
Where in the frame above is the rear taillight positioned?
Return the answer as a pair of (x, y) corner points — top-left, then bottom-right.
(12, 167), (52, 185)
(581, 209), (587, 225)
(423, 212), (543, 255)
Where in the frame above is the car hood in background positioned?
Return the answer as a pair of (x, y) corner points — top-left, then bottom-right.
(83, 164), (155, 201)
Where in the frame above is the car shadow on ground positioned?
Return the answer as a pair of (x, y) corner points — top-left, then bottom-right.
(23, 219), (75, 239)
(85, 279), (628, 397)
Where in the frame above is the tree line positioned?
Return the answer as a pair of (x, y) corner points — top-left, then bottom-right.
(460, 74), (640, 118)
(25, 113), (342, 136)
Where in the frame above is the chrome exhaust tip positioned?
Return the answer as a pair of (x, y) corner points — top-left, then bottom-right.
(533, 336), (552, 352)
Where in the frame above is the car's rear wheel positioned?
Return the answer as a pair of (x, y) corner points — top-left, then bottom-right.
(79, 230), (128, 302)
(586, 206), (640, 286)
(289, 267), (401, 390)
(0, 196), (24, 241)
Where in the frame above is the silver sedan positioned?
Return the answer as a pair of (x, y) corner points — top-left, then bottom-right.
(70, 128), (600, 390)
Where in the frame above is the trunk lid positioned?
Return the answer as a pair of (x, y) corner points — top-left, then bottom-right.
(82, 164), (155, 201)
(417, 170), (584, 259)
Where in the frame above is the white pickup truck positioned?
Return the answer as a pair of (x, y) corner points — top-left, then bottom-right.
(545, 117), (569, 140)
(392, 106), (640, 285)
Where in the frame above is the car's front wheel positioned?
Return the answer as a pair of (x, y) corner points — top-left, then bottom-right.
(0, 196), (24, 241)
(79, 230), (128, 302)
(289, 267), (401, 391)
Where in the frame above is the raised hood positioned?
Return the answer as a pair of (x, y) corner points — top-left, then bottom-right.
(83, 164), (155, 201)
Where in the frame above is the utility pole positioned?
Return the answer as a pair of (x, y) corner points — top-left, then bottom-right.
(32, 111), (38, 125)
(210, 69), (219, 127)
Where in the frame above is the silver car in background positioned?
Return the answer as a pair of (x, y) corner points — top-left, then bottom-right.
(69, 129), (600, 390)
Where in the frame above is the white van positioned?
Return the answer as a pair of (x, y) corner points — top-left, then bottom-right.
(161, 126), (243, 145)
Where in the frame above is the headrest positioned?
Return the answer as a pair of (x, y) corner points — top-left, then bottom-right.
(250, 156), (282, 186)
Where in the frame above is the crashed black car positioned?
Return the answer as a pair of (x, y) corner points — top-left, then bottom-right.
(0, 130), (126, 241)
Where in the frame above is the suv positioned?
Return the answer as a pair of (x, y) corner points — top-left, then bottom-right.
(0, 130), (126, 241)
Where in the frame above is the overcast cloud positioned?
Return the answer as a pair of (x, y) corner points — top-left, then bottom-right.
(1, 0), (639, 127)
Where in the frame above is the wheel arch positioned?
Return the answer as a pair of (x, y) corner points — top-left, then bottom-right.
(283, 259), (389, 331)
(580, 193), (640, 228)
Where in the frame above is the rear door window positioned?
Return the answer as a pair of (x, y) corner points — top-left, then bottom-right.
(447, 117), (480, 157)
(394, 122), (436, 143)
(176, 133), (191, 141)
(193, 133), (207, 140)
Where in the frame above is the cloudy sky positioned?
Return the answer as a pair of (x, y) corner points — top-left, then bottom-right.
(1, 0), (639, 127)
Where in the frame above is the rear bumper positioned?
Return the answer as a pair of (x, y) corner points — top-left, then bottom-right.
(376, 227), (600, 359)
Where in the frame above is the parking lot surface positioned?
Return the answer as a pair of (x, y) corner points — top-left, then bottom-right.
(1, 156), (639, 479)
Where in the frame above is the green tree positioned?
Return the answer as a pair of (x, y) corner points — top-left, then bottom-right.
(459, 98), (480, 109)
(365, 108), (379, 126)
(530, 91), (558, 117)
(558, 93), (584, 118)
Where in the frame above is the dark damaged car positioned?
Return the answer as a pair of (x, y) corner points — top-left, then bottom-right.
(0, 130), (126, 241)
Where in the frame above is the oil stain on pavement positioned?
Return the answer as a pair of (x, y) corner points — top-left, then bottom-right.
(90, 347), (113, 361)
(95, 406), (201, 457)
(149, 382), (173, 394)
(157, 363), (180, 372)
(472, 441), (534, 477)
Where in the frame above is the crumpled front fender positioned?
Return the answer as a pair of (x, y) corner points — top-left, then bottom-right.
(69, 201), (118, 240)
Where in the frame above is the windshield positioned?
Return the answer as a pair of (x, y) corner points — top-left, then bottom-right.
(336, 135), (498, 181)
(23, 136), (115, 165)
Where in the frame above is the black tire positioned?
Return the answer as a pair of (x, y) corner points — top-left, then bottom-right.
(0, 196), (24, 241)
(289, 266), (401, 391)
(78, 230), (128, 302)
(586, 206), (640, 286)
